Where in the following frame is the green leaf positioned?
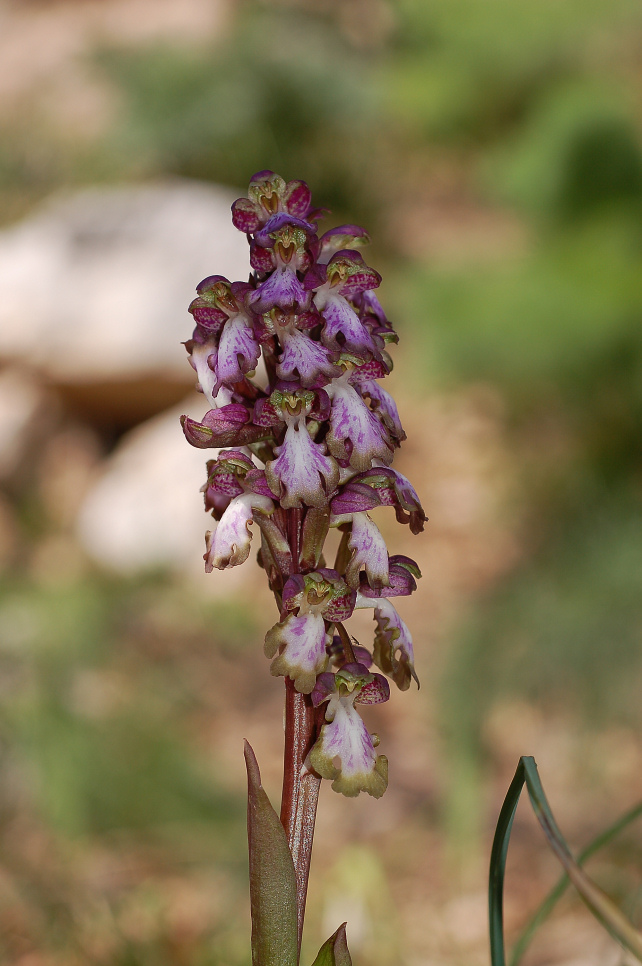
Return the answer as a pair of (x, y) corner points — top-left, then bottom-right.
(310, 923), (352, 966)
(489, 756), (642, 966)
(245, 741), (298, 966)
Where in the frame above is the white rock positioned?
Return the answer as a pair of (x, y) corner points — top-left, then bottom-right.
(0, 181), (250, 382)
(76, 399), (251, 591)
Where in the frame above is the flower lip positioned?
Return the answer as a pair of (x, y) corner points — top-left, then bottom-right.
(249, 263), (308, 312)
(204, 492), (273, 571)
(265, 415), (339, 509)
(265, 611), (328, 694)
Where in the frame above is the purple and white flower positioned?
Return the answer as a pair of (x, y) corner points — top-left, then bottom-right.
(265, 412), (339, 509)
(184, 171), (427, 799)
(307, 664), (389, 798)
(232, 171), (315, 233)
(265, 570), (355, 693)
(215, 312), (261, 387)
(356, 595), (419, 691)
(326, 373), (394, 472)
(204, 492), (274, 571)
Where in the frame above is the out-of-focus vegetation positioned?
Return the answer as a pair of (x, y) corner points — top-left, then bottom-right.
(0, 570), (258, 964)
(2, 0), (642, 962)
(390, 0), (642, 846)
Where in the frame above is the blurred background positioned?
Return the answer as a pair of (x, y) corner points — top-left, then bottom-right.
(1, 0), (642, 963)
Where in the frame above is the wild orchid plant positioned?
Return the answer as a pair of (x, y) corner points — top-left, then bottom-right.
(181, 171), (425, 964)
(179, 172), (642, 966)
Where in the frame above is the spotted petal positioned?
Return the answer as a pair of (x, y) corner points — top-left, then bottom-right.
(266, 418), (339, 509)
(345, 511), (390, 589)
(327, 380), (393, 472)
(264, 612), (328, 693)
(276, 328), (341, 388)
(250, 265), (307, 313)
(204, 493), (273, 571)
(216, 314), (261, 387)
(307, 697), (388, 798)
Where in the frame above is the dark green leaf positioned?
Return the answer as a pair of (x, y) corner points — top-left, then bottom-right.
(489, 756), (642, 966)
(510, 800), (642, 965)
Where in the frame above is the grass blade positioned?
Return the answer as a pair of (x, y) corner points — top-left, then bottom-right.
(489, 756), (642, 966)
(510, 800), (642, 966)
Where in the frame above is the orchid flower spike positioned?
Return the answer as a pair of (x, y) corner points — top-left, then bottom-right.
(182, 172), (425, 797)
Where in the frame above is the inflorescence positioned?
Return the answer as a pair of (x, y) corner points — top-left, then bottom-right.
(181, 171), (426, 799)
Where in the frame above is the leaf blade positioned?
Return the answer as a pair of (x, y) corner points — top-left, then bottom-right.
(489, 756), (642, 966)
(310, 923), (352, 966)
(245, 740), (298, 966)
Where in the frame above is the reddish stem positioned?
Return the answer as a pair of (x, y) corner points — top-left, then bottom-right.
(280, 680), (320, 954)
(280, 508), (321, 957)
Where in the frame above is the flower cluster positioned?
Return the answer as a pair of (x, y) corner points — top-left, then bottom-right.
(182, 171), (426, 798)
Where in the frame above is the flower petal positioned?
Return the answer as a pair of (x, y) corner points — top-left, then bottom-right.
(231, 197), (262, 233)
(283, 179), (312, 218)
(355, 672), (390, 705)
(358, 554), (420, 599)
(250, 265), (307, 313)
(326, 381), (394, 472)
(265, 418), (339, 509)
(204, 493), (273, 571)
(330, 481), (380, 515)
(216, 314), (261, 387)
(307, 699), (388, 798)
(181, 404), (270, 449)
(372, 598), (419, 691)
(276, 328), (341, 388)
(264, 612), (328, 693)
(346, 512), (390, 589)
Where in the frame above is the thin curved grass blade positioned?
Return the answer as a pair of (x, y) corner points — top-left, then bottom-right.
(489, 756), (642, 966)
(510, 800), (642, 966)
